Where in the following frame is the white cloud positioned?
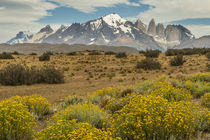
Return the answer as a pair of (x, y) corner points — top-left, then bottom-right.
(51, 0), (140, 13)
(0, 0), (57, 43)
(185, 25), (210, 38)
(138, 0), (210, 23)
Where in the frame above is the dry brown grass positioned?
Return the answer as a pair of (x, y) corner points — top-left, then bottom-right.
(0, 51), (209, 103)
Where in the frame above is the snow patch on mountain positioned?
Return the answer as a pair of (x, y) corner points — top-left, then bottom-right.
(6, 31), (33, 45)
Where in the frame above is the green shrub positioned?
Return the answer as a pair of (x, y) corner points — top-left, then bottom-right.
(170, 55), (185, 66)
(36, 66), (64, 84)
(105, 51), (116, 55)
(136, 58), (161, 70)
(179, 80), (210, 98)
(142, 50), (161, 58)
(61, 95), (84, 108)
(0, 64), (35, 85)
(39, 53), (50, 61)
(187, 73), (210, 82)
(0, 64), (64, 85)
(67, 52), (77, 56)
(30, 52), (37, 55)
(0, 52), (14, 59)
(52, 103), (109, 129)
(115, 52), (127, 58)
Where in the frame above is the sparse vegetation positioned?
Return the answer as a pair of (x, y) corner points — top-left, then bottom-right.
(0, 52), (14, 59)
(136, 58), (161, 70)
(166, 48), (210, 56)
(206, 52), (210, 59)
(170, 54), (186, 66)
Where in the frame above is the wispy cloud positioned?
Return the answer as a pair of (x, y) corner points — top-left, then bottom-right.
(51, 0), (140, 13)
(138, 0), (210, 23)
(0, 0), (57, 42)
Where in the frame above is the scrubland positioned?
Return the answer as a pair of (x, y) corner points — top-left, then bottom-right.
(0, 49), (209, 139)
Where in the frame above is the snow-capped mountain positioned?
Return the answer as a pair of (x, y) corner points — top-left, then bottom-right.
(6, 31), (33, 45)
(41, 13), (162, 51)
(28, 25), (54, 43)
(7, 13), (197, 51)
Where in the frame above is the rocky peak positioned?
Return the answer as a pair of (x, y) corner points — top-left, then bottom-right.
(102, 13), (127, 27)
(147, 19), (156, 36)
(156, 23), (165, 38)
(39, 25), (53, 34)
(135, 19), (147, 32)
(164, 24), (195, 43)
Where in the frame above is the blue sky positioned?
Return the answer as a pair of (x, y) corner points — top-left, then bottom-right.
(0, 0), (210, 43)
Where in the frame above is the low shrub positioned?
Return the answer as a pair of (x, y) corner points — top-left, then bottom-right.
(165, 48), (210, 56)
(35, 120), (79, 140)
(89, 87), (125, 106)
(67, 123), (114, 139)
(52, 103), (110, 129)
(23, 95), (51, 119)
(36, 66), (64, 84)
(61, 95), (84, 108)
(30, 52), (37, 55)
(201, 93), (210, 108)
(187, 73), (210, 82)
(0, 64), (35, 85)
(105, 51), (116, 55)
(179, 80), (210, 98)
(67, 52), (77, 56)
(170, 54), (185, 66)
(206, 52), (210, 59)
(0, 52), (14, 59)
(88, 51), (102, 55)
(111, 94), (209, 140)
(0, 99), (36, 140)
(136, 58), (161, 70)
(39, 53), (50, 61)
(115, 52), (127, 58)
(151, 80), (192, 102)
(142, 50), (161, 58)
(0, 64), (64, 85)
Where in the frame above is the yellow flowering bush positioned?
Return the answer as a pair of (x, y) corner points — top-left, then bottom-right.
(187, 73), (210, 82)
(0, 99), (36, 140)
(67, 123), (117, 140)
(111, 94), (209, 140)
(151, 80), (192, 102)
(10, 95), (51, 119)
(35, 120), (80, 140)
(52, 103), (110, 129)
(23, 95), (51, 119)
(201, 93), (210, 108)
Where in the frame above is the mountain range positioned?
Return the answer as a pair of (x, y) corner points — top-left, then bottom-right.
(6, 13), (210, 51)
